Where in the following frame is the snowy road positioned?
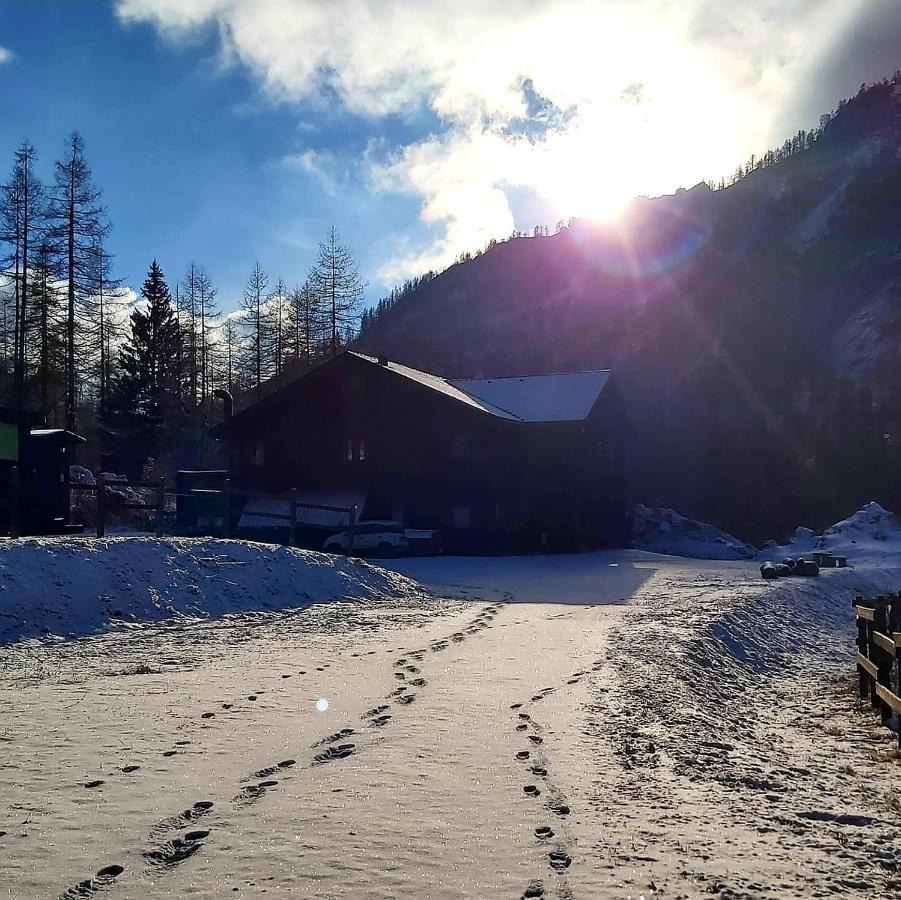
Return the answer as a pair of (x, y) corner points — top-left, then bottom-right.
(1, 550), (900, 898)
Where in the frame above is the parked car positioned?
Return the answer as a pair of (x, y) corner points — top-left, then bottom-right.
(323, 521), (410, 557)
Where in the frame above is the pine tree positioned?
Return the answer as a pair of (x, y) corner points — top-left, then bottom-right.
(217, 317), (242, 395)
(110, 261), (181, 456)
(196, 267), (218, 404)
(87, 239), (122, 416)
(265, 277), (290, 378)
(289, 278), (320, 366)
(178, 263), (200, 404)
(29, 239), (66, 418)
(48, 132), (110, 430)
(1, 140), (44, 408)
(241, 262), (269, 387)
(309, 226), (364, 356)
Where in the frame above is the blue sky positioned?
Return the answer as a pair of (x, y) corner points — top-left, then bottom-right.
(0, 0), (898, 316)
(0, 2), (437, 312)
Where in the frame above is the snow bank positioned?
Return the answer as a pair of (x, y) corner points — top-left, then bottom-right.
(0, 537), (425, 644)
(632, 503), (756, 560)
(758, 501), (901, 566)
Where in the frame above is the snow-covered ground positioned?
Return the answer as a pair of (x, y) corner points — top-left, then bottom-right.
(632, 502), (757, 559)
(758, 500), (901, 566)
(1, 507), (900, 898)
(0, 537), (423, 644)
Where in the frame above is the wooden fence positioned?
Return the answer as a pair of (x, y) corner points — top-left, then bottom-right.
(853, 592), (901, 746)
(67, 478), (357, 552)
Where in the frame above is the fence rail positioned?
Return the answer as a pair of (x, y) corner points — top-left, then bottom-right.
(853, 592), (901, 746)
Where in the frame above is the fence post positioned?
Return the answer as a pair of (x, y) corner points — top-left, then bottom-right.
(873, 604), (892, 723)
(288, 488), (298, 547)
(8, 465), (19, 539)
(347, 504), (357, 556)
(855, 597), (868, 700)
(155, 479), (165, 538)
(96, 472), (106, 539)
(223, 478), (232, 538)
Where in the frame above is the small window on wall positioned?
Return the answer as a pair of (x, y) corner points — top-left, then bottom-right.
(344, 439), (366, 462)
(452, 507), (471, 529)
(252, 442), (265, 465)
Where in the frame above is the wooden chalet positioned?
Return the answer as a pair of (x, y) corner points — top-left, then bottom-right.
(219, 351), (630, 553)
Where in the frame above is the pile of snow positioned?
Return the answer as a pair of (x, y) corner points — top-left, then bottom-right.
(758, 501), (901, 566)
(0, 537), (425, 644)
(68, 465), (95, 486)
(632, 503), (756, 560)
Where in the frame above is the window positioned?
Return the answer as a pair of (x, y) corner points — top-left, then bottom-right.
(452, 507), (471, 529)
(252, 442), (265, 465)
(344, 439), (366, 462)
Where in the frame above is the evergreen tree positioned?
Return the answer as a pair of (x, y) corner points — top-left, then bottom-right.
(109, 261), (181, 457)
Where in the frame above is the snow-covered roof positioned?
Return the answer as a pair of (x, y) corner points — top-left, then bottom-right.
(450, 371), (610, 423)
(349, 352), (609, 423)
(349, 353), (519, 421)
(30, 428), (86, 443)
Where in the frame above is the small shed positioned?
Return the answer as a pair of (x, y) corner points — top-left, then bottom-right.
(0, 409), (85, 535)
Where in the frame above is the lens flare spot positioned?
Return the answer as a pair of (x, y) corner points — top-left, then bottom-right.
(315, 698), (329, 712)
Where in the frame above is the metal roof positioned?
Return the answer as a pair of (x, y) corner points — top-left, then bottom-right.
(30, 428), (87, 443)
(349, 352), (609, 423)
(349, 352), (520, 421)
(450, 371), (610, 423)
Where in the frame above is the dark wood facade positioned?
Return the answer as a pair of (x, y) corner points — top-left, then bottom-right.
(223, 353), (630, 552)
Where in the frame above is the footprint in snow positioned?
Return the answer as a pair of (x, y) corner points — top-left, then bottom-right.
(234, 781), (278, 804)
(59, 864), (125, 899)
(151, 801), (213, 836)
(313, 728), (355, 747)
(143, 830), (210, 871)
(548, 850), (572, 872)
(313, 744), (355, 765)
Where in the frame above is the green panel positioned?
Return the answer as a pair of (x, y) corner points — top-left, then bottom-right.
(0, 423), (18, 461)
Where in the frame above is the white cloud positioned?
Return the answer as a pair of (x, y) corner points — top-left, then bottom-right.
(116, 0), (870, 279)
(280, 148), (339, 195)
(0, 46), (13, 65)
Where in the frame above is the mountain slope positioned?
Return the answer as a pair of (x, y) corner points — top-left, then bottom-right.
(359, 79), (901, 541)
